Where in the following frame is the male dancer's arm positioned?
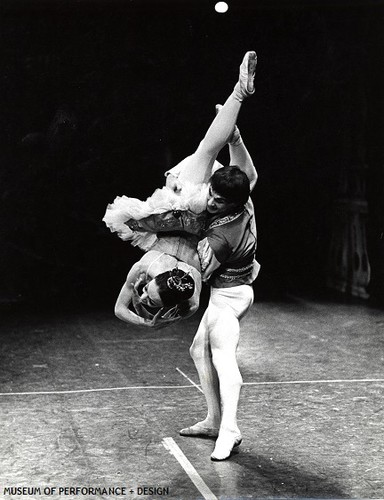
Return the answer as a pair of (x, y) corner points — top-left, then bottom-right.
(197, 237), (222, 282)
(229, 141), (258, 193)
(178, 265), (201, 318)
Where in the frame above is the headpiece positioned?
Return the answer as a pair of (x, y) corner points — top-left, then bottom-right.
(166, 268), (193, 293)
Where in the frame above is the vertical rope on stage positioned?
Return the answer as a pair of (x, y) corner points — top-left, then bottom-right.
(327, 166), (371, 299)
(326, 75), (371, 299)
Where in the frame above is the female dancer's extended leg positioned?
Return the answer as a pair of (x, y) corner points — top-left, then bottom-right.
(177, 95), (243, 185)
(168, 51), (256, 186)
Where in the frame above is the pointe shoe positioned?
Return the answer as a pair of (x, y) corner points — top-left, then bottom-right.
(210, 434), (242, 461)
(215, 104), (242, 146)
(179, 424), (219, 439)
(233, 51), (257, 101)
(241, 51), (257, 94)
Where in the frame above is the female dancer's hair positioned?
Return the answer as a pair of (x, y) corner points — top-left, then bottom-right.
(210, 165), (250, 208)
(155, 268), (195, 306)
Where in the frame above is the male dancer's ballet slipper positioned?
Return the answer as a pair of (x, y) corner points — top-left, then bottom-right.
(210, 434), (243, 461)
(233, 51), (257, 101)
(179, 424), (219, 439)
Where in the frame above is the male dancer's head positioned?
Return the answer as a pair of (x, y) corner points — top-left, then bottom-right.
(206, 165), (250, 218)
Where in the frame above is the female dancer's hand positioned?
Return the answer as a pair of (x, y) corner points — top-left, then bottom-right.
(148, 306), (182, 330)
(165, 173), (182, 193)
(132, 273), (147, 300)
(131, 274), (154, 320)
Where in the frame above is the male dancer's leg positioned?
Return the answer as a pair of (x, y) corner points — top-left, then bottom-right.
(180, 282), (253, 444)
(208, 305), (242, 458)
(179, 311), (221, 437)
(185, 302), (242, 443)
(208, 285), (253, 461)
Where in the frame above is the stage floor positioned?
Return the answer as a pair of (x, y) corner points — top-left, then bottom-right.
(1, 295), (383, 499)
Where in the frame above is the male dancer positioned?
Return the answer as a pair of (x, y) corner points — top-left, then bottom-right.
(166, 51), (259, 460)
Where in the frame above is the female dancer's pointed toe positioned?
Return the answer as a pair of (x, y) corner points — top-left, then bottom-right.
(233, 50), (257, 101)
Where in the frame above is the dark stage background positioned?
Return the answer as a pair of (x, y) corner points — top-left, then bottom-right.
(0, 0), (383, 310)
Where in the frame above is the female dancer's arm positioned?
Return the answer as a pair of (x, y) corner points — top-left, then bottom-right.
(114, 262), (161, 327)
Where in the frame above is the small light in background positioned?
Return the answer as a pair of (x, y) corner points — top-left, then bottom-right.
(215, 2), (229, 13)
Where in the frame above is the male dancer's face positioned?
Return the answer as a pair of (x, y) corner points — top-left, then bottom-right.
(206, 185), (239, 217)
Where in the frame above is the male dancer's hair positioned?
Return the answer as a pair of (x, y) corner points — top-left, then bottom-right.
(210, 165), (250, 209)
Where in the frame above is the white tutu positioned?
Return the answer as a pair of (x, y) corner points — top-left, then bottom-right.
(103, 181), (209, 251)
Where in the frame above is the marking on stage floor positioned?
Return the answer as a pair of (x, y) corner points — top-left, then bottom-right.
(243, 378), (384, 386)
(0, 384), (198, 397)
(176, 367), (204, 393)
(162, 437), (217, 500)
(1, 378), (383, 397)
(96, 337), (179, 344)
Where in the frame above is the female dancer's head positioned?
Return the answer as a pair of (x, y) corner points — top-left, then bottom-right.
(139, 268), (195, 308)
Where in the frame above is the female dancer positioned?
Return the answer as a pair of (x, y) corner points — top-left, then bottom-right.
(104, 51), (257, 329)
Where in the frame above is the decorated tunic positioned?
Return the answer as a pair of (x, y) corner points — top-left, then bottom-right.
(198, 199), (260, 288)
